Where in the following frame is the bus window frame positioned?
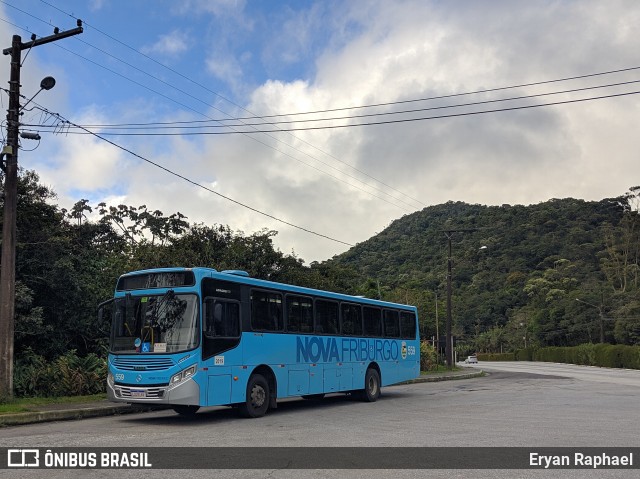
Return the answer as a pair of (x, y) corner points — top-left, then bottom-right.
(363, 306), (383, 337)
(314, 298), (339, 335)
(400, 310), (417, 340)
(383, 309), (401, 338)
(250, 288), (284, 332)
(285, 293), (314, 334)
(203, 296), (242, 340)
(340, 302), (363, 336)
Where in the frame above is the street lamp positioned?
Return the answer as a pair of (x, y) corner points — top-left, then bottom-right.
(19, 76), (56, 112)
(443, 228), (477, 368)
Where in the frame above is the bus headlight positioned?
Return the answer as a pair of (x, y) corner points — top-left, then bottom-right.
(107, 372), (114, 387)
(170, 365), (197, 388)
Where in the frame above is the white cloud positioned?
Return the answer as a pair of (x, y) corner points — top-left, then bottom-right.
(141, 30), (190, 56)
(8, 0), (640, 264)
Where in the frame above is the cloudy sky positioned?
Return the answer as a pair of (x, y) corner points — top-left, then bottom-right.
(1, 0), (639, 262)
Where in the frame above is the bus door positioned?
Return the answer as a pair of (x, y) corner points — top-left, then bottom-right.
(203, 297), (241, 405)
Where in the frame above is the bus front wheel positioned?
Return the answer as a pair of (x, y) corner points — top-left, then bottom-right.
(238, 373), (270, 418)
(362, 368), (381, 402)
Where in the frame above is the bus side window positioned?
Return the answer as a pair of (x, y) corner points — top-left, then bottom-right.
(363, 307), (382, 337)
(400, 311), (417, 339)
(286, 295), (313, 333)
(204, 299), (240, 338)
(383, 309), (400, 338)
(251, 290), (283, 332)
(315, 299), (338, 335)
(341, 303), (362, 336)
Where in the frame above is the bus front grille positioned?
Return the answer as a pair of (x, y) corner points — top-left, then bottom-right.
(112, 357), (175, 371)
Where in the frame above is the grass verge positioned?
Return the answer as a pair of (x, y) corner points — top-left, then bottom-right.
(420, 365), (462, 374)
(0, 393), (107, 415)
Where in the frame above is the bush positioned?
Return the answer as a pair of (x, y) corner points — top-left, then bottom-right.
(420, 341), (437, 371)
(476, 352), (515, 361)
(514, 347), (535, 361)
(532, 344), (640, 370)
(13, 349), (106, 398)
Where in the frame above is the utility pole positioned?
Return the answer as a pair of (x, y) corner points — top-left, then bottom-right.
(443, 228), (476, 368)
(0, 22), (83, 398)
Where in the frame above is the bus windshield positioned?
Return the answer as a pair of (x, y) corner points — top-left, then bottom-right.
(110, 292), (199, 354)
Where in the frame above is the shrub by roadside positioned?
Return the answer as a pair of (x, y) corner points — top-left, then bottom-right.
(476, 343), (640, 370)
(13, 349), (106, 398)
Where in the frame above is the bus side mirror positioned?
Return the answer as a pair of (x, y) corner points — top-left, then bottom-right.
(98, 298), (114, 323)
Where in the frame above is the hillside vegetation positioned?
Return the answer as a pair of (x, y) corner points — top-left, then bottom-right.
(330, 191), (640, 353)
(2, 169), (638, 395)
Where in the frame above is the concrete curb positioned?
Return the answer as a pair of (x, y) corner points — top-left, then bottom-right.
(401, 370), (485, 384)
(0, 370), (484, 427)
(0, 404), (164, 427)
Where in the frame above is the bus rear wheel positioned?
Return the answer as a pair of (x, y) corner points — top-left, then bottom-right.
(238, 373), (270, 418)
(362, 368), (381, 402)
(172, 405), (200, 416)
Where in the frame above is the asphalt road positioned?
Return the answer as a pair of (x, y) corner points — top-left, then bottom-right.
(2, 362), (639, 479)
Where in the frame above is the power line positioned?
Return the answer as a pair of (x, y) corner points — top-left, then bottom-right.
(26, 77), (640, 131)
(29, 89), (640, 135)
(8, 2), (640, 207)
(30, 0), (640, 120)
(30, 103), (355, 247)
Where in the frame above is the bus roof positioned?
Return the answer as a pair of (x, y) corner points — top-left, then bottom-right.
(118, 266), (417, 312)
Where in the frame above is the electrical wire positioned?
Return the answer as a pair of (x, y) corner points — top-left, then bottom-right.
(28, 89), (640, 135)
(23, 77), (640, 131)
(7, 2), (640, 208)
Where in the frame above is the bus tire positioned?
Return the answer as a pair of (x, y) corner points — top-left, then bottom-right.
(172, 405), (200, 416)
(362, 368), (381, 402)
(238, 373), (270, 418)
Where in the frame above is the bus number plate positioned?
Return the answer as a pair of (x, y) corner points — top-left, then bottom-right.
(131, 389), (146, 398)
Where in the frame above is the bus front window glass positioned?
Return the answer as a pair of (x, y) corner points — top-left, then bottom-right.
(110, 293), (199, 353)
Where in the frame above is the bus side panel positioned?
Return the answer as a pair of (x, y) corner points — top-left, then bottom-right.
(240, 332), (293, 399)
(397, 338), (420, 383)
(288, 369), (309, 395)
(202, 340), (244, 406)
(308, 364), (323, 394)
(207, 375), (231, 405)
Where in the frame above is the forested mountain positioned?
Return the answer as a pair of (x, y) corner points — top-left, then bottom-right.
(330, 193), (640, 352)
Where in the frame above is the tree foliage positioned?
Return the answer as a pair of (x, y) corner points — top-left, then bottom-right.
(2, 170), (639, 397)
(330, 192), (640, 351)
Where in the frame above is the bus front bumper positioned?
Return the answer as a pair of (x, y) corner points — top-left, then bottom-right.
(107, 378), (199, 406)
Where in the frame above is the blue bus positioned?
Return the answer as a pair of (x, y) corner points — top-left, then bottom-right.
(100, 267), (420, 418)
